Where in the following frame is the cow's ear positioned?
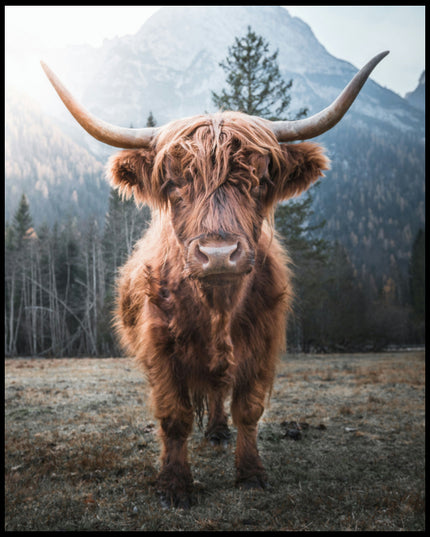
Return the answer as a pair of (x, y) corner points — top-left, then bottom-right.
(106, 148), (157, 206)
(274, 142), (330, 200)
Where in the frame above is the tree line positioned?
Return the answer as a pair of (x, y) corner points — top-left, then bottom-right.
(276, 195), (425, 352)
(4, 186), (424, 357)
(4, 27), (425, 357)
(5, 191), (150, 357)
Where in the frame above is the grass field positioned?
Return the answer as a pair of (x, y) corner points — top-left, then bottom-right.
(5, 350), (425, 531)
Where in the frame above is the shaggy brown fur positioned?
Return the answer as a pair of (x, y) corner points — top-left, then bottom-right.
(107, 111), (329, 507)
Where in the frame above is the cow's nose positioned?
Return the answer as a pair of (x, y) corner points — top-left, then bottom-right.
(190, 238), (251, 276)
(198, 242), (240, 270)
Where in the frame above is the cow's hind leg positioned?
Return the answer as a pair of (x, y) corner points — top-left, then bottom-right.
(204, 386), (231, 447)
(231, 383), (268, 489)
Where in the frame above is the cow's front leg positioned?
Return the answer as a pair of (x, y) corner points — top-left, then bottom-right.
(231, 384), (268, 489)
(152, 382), (194, 508)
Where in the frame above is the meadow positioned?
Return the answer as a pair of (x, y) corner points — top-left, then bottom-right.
(5, 350), (425, 531)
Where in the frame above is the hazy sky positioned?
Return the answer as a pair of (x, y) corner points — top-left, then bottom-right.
(5, 5), (425, 96)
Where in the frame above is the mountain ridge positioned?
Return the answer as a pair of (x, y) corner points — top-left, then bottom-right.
(5, 87), (108, 226)
(405, 71), (425, 111)
(39, 6), (423, 135)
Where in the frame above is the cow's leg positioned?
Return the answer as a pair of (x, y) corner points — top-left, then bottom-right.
(205, 386), (231, 447)
(152, 380), (194, 508)
(231, 382), (268, 489)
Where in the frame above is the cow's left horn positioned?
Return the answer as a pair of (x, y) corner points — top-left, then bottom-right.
(267, 51), (389, 142)
(40, 61), (158, 148)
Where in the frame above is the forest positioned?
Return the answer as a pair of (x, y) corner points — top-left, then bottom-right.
(4, 186), (424, 357)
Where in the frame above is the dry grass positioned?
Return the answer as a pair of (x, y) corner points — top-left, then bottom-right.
(5, 351), (425, 531)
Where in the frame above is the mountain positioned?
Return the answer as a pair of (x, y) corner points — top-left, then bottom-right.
(40, 6), (423, 138)
(5, 88), (108, 226)
(405, 71), (425, 111)
(312, 120), (425, 285)
(5, 6), (425, 287)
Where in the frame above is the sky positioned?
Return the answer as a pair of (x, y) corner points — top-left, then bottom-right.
(5, 5), (425, 97)
(287, 5), (425, 95)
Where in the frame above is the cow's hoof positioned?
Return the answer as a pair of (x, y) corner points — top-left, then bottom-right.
(158, 490), (193, 510)
(205, 426), (231, 448)
(209, 436), (229, 448)
(156, 465), (193, 509)
(236, 474), (269, 490)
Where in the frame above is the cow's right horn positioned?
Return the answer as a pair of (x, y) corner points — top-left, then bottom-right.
(41, 61), (158, 148)
(266, 51), (390, 142)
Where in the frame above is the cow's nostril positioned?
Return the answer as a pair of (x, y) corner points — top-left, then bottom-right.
(229, 242), (242, 264)
(195, 245), (210, 265)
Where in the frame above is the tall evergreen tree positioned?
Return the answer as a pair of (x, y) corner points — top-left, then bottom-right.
(5, 194), (37, 355)
(274, 186), (328, 260)
(212, 26), (330, 350)
(275, 187), (330, 351)
(212, 26), (307, 120)
(12, 193), (33, 248)
(146, 111), (157, 127)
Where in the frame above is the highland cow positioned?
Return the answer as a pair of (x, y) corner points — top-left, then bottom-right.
(41, 51), (388, 508)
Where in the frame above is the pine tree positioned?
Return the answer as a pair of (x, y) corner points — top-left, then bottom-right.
(5, 193), (39, 355)
(275, 187), (330, 351)
(12, 193), (33, 248)
(212, 26), (307, 120)
(5, 222), (15, 251)
(146, 111), (157, 127)
(274, 185), (328, 261)
(212, 27), (328, 350)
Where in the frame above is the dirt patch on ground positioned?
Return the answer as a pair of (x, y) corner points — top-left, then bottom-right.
(5, 351), (425, 531)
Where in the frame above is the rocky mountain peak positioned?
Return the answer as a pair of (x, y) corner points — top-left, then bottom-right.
(41, 5), (420, 138)
(405, 70), (425, 111)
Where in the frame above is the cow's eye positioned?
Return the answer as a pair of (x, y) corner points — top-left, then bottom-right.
(162, 180), (182, 204)
(252, 179), (268, 199)
(168, 186), (182, 205)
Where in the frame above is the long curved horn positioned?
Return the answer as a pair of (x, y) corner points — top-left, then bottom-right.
(267, 51), (389, 142)
(40, 61), (158, 148)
